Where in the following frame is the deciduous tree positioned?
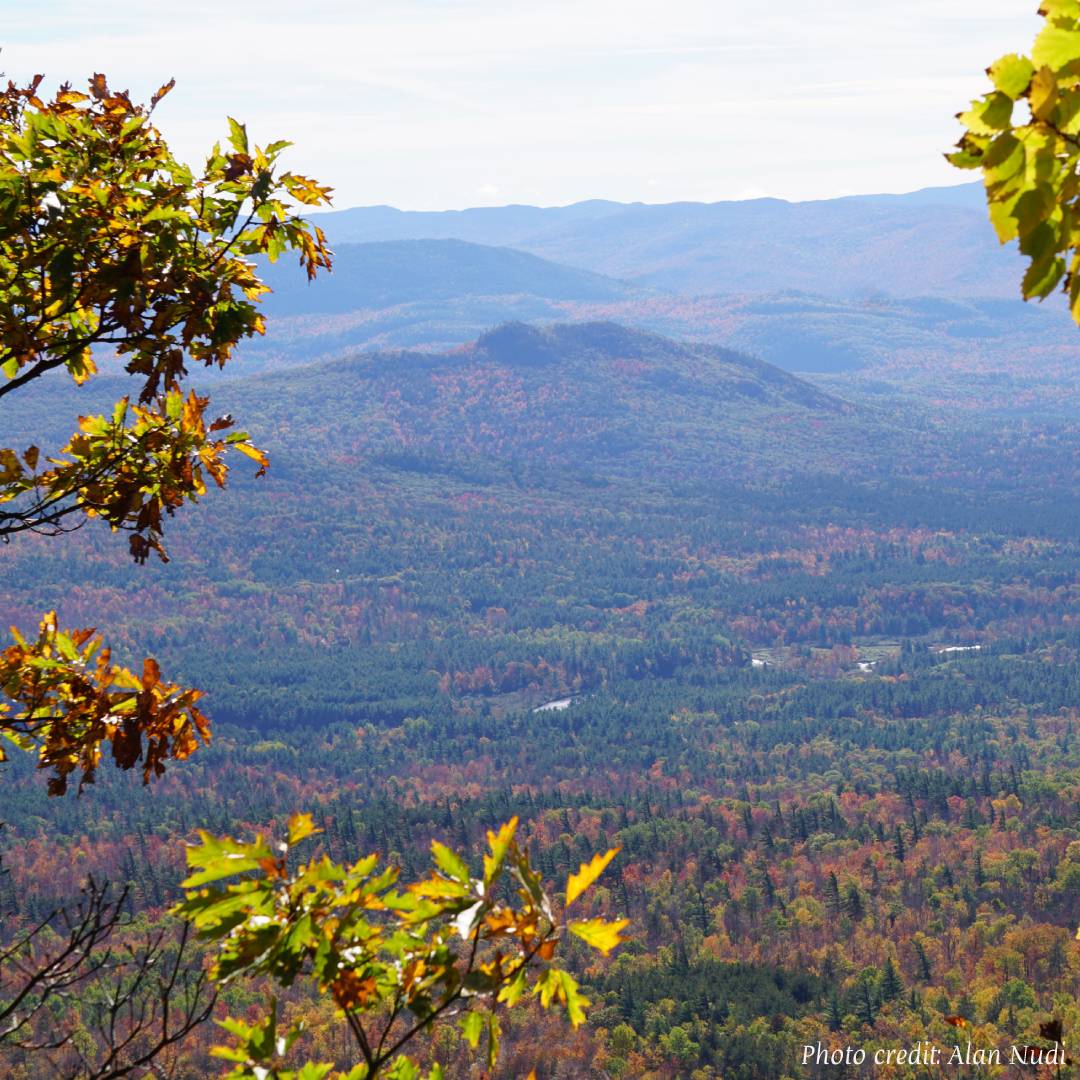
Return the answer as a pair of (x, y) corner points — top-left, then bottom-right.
(0, 70), (331, 1075)
(0, 71), (331, 780)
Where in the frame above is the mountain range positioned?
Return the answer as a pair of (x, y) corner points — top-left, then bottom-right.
(239, 182), (1080, 412)
(310, 183), (1028, 299)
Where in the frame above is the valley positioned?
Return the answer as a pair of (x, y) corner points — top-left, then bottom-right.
(2, 184), (1079, 1079)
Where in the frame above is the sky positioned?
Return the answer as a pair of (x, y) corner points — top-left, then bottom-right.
(4, 1), (1046, 211)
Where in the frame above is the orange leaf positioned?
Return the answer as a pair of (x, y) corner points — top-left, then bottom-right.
(142, 656), (161, 690)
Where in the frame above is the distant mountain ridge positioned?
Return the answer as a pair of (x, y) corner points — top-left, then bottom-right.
(239, 240), (1080, 413)
(256, 239), (633, 316)
(232, 183), (1078, 414)
(311, 183), (1024, 300)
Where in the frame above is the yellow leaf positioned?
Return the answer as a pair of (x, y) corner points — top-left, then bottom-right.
(568, 917), (630, 955)
(1030, 65), (1059, 119)
(408, 877), (468, 899)
(565, 847), (620, 909)
(287, 812), (319, 846)
(483, 817), (518, 885)
(231, 440), (269, 473)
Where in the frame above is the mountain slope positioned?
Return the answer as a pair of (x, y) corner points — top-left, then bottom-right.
(256, 239), (633, 316)
(239, 248), (1080, 415)
(6, 322), (856, 484)
(311, 184), (1025, 300)
(223, 321), (856, 487)
(544, 291), (1080, 412)
(238, 239), (641, 366)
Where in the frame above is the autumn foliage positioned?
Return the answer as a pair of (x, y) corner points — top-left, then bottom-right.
(0, 610), (209, 795)
(0, 72), (329, 559)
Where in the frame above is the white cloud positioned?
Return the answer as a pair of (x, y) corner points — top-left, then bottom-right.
(2, 0), (1046, 209)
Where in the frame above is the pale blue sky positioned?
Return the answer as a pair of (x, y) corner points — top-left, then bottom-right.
(4, 1), (1044, 209)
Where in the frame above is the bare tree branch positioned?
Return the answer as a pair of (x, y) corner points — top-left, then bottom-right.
(0, 880), (215, 1079)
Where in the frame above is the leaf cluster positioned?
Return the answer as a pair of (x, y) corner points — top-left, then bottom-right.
(951, 1), (1080, 318)
(0, 73), (331, 558)
(0, 610), (209, 794)
(175, 815), (627, 1078)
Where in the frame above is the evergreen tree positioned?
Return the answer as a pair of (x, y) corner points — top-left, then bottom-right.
(913, 939), (933, 983)
(879, 957), (903, 1002)
(855, 976), (879, 1027)
(824, 872), (842, 915)
(842, 882), (864, 921)
(827, 992), (844, 1032)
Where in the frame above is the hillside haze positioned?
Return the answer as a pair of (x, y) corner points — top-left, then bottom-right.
(222, 321), (858, 486)
(312, 183), (1028, 299)
(238, 183), (1079, 414)
(256, 239), (633, 316)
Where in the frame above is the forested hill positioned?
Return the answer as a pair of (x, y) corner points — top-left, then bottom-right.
(255, 239), (634, 316)
(219, 320), (858, 483)
(233, 192), (1076, 414)
(310, 183), (1028, 299)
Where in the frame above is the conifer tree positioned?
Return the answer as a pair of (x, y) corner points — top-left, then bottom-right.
(879, 957), (904, 1002)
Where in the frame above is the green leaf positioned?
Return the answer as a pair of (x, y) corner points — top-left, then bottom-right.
(1069, 263), (1080, 322)
(1013, 183), (1057, 237)
(486, 1011), (501, 1069)
(263, 139), (293, 156)
(988, 191), (1022, 243)
(496, 967), (527, 1007)
(175, 886), (262, 931)
(1054, 89), (1080, 134)
(1021, 254), (1065, 298)
(54, 631), (79, 662)
(227, 116), (249, 154)
(296, 1065), (337, 1080)
(946, 147), (983, 170)
(535, 969), (590, 1027)
(1018, 220), (1058, 262)
(988, 53), (1035, 98)
(983, 133), (1024, 194)
(382, 1060), (421, 1080)
(459, 1011), (484, 1049)
(181, 830), (271, 887)
(959, 92), (1014, 134)
(431, 840), (470, 884)
(1032, 26), (1080, 73)
(409, 876), (468, 900)
(143, 205), (191, 224)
